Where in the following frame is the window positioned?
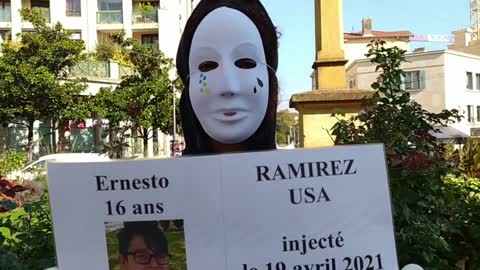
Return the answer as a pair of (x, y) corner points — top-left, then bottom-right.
(31, 0), (49, 8)
(476, 73), (480, 90)
(66, 0), (81, 16)
(98, 0), (122, 11)
(403, 70), (425, 90)
(31, 0), (50, 22)
(97, 0), (122, 24)
(477, 106), (480, 122)
(142, 34), (158, 49)
(467, 105), (474, 123)
(0, 1), (11, 22)
(467, 72), (473, 89)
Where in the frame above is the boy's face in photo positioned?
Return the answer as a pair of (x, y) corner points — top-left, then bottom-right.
(119, 234), (169, 270)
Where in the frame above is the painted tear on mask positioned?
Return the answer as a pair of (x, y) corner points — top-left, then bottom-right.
(199, 74), (210, 94)
(257, 77), (264, 88)
(254, 77), (264, 94)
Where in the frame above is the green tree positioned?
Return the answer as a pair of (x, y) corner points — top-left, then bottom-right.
(94, 38), (180, 158)
(0, 151), (26, 176)
(330, 40), (472, 268)
(276, 110), (297, 145)
(93, 85), (131, 159)
(0, 9), (88, 162)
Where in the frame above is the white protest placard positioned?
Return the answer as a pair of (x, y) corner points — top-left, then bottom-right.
(47, 144), (398, 270)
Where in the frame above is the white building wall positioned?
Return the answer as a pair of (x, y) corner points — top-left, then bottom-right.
(10, 0), (22, 39)
(4, 0), (196, 54)
(347, 49), (480, 137)
(85, 0), (97, 51)
(158, 8), (181, 59)
(123, 1), (133, 39)
(345, 39), (410, 68)
(402, 51), (446, 114)
(444, 51), (480, 135)
(345, 59), (377, 90)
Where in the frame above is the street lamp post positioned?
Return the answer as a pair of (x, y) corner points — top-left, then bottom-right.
(171, 78), (179, 156)
(173, 81), (176, 145)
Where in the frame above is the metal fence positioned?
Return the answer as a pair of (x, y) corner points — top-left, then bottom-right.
(132, 9), (158, 23)
(97, 10), (123, 24)
(72, 60), (110, 78)
(119, 64), (134, 78)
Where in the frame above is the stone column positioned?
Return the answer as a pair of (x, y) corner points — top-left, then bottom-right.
(313, 0), (347, 90)
(289, 0), (374, 147)
(85, 0), (97, 51)
(11, 0), (22, 40)
(122, 0), (133, 38)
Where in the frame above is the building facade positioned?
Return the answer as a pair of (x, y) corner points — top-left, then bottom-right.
(343, 18), (412, 68)
(310, 18), (412, 90)
(347, 49), (480, 138)
(0, 0), (198, 57)
(0, 0), (199, 158)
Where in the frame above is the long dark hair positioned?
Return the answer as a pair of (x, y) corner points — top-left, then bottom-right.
(176, 0), (278, 155)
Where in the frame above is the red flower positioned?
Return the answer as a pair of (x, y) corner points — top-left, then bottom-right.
(0, 176), (29, 212)
(401, 151), (430, 172)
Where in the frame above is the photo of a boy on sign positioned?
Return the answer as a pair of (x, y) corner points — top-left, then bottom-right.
(105, 221), (186, 270)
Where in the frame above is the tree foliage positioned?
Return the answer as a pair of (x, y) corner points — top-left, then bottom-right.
(276, 110), (297, 145)
(93, 31), (132, 66)
(331, 40), (480, 269)
(447, 138), (480, 178)
(94, 38), (180, 158)
(0, 9), (88, 162)
(0, 151), (26, 176)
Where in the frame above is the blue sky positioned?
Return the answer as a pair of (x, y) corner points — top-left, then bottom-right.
(260, 0), (471, 104)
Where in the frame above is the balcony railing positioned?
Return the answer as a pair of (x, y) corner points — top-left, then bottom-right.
(72, 60), (110, 78)
(97, 10), (123, 24)
(66, 9), (81, 17)
(0, 8), (11, 22)
(132, 9), (158, 23)
(32, 7), (50, 23)
(119, 65), (134, 78)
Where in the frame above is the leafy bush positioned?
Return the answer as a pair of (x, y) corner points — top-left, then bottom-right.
(0, 151), (26, 176)
(441, 174), (480, 269)
(0, 175), (55, 270)
(447, 138), (480, 178)
(0, 252), (26, 270)
(330, 40), (480, 269)
(93, 40), (116, 61)
(93, 32), (132, 67)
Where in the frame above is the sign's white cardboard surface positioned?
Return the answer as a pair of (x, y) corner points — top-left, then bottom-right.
(47, 144), (398, 270)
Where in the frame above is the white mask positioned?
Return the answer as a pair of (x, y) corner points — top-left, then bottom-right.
(188, 7), (269, 144)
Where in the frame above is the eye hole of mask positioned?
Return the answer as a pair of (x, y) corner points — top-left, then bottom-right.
(235, 58), (257, 69)
(198, 61), (219, 72)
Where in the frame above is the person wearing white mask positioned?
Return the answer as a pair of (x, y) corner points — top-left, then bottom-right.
(176, 0), (279, 155)
(173, 2), (425, 270)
